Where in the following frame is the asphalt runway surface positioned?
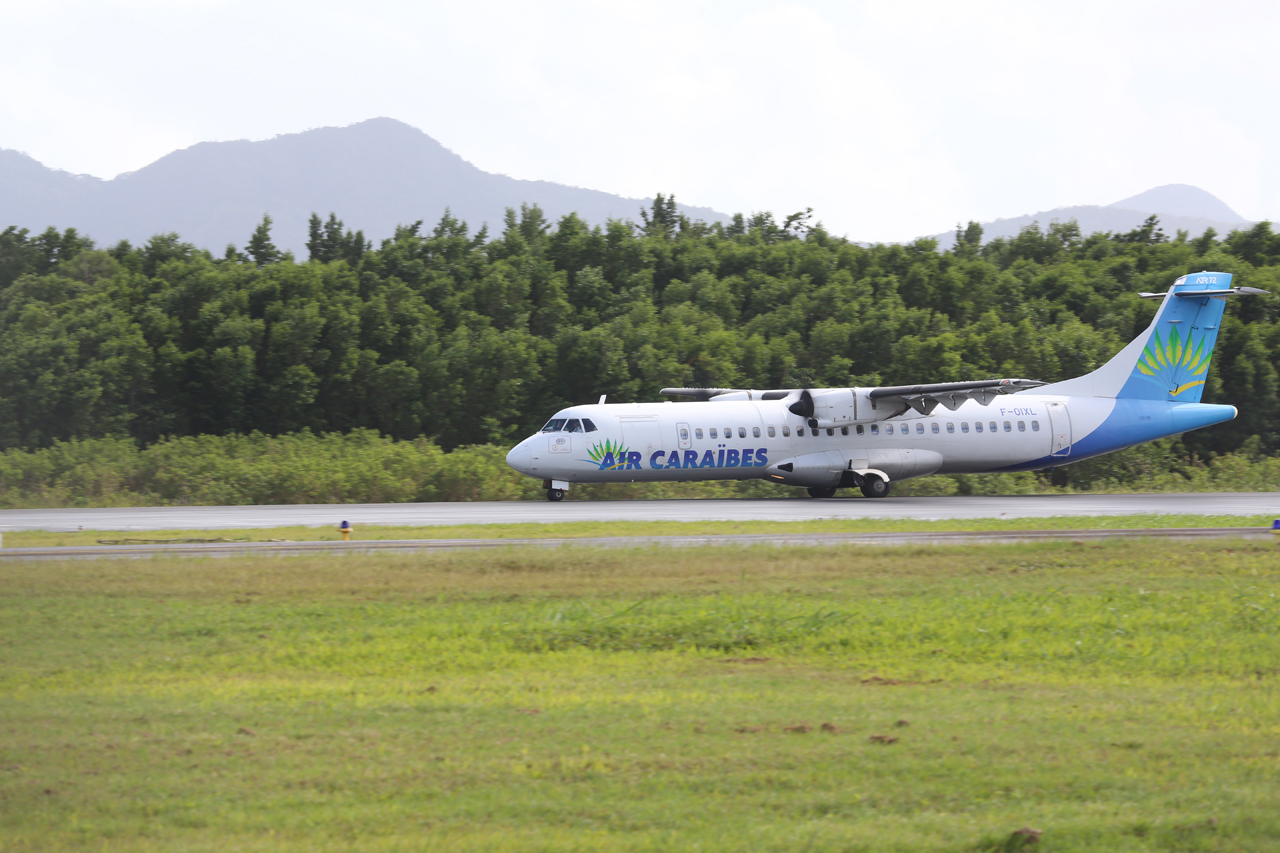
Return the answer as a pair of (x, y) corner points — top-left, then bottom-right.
(0, 527), (1272, 561)
(0, 493), (1277, 532)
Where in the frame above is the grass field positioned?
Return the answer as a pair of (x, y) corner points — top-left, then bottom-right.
(3, 540), (1279, 851)
(4, 513), (1277, 548)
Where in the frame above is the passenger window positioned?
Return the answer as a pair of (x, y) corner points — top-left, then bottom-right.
(916, 423), (924, 434)
(871, 424), (879, 435)
(989, 422), (996, 433)
(886, 424), (894, 435)
(582, 418), (598, 432)
(856, 424), (864, 435)
(1032, 420), (1041, 431)
(841, 426), (848, 436)
(931, 423), (940, 434)
(753, 427), (761, 438)
(724, 427), (732, 437)
(947, 422), (955, 433)
(827, 428), (834, 436)
(695, 428), (704, 439)
(680, 427), (689, 441)
(564, 419), (583, 433)
(975, 422), (983, 433)
(738, 427), (746, 438)
(1018, 421), (1025, 432)
(1004, 421), (1011, 432)
(709, 428), (717, 438)
(962, 422), (969, 433)
(797, 427), (805, 436)
(782, 425), (790, 437)
(541, 419), (566, 433)
(767, 426), (775, 437)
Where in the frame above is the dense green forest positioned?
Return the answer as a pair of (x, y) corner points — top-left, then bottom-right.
(0, 199), (1277, 502)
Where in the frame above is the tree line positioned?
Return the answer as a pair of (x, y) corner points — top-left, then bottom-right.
(0, 200), (1277, 471)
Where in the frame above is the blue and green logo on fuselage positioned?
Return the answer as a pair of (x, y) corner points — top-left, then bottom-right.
(583, 441), (770, 471)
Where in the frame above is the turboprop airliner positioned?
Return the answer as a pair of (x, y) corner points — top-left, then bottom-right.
(506, 272), (1266, 501)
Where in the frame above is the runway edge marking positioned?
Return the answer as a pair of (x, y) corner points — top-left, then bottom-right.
(0, 527), (1271, 561)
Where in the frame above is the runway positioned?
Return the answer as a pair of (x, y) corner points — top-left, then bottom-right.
(0, 526), (1270, 561)
(0, 493), (1276, 532)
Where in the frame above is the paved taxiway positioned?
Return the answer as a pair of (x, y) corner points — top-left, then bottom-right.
(0, 493), (1276, 532)
(0, 527), (1271, 561)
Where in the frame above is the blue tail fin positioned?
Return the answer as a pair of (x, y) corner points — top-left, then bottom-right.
(1036, 272), (1234, 400)
(1117, 273), (1230, 403)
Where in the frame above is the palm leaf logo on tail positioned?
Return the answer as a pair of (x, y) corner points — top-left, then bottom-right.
(1134, 325), (1211, 397)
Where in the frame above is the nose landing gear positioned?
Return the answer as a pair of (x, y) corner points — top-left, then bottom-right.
(546, 488), (565, 502)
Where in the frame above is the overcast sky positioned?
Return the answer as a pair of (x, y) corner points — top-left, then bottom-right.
(1, 0), (1275, 242)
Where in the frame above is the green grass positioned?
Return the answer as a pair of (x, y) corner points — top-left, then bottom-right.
(3, 513), (1277, 548)
(2, 540), (1280, 850)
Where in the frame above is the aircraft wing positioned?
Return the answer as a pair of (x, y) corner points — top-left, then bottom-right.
(659, 387), (742, 400)
(867, 378), (1045, 415)
(660, 379), (1045, 417)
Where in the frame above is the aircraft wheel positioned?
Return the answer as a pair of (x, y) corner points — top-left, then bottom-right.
(859, 475), (890, 498)
(546, 488), (565, 502)
(806, 486), (838, 499)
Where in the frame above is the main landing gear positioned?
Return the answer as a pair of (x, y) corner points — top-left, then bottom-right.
(546, 488), (565, 502)
(806, 486), (837, 498)
(859, 475), (890, 498)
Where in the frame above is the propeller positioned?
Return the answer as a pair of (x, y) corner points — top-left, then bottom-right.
(787, 390), (816, 429)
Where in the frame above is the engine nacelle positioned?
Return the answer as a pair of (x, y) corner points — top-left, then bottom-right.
(810, 389), (856, 425)
(799, 388), (907, 429)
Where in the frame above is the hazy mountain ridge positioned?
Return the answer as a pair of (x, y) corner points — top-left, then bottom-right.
(1, 126), (1259, 254)
(0, 118), (729, 254)
(930, 184), (1253, 249)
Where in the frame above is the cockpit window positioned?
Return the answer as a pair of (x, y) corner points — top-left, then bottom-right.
(540, 419), (566, 433)
(564, 419), (583, 433)
(582, 418), (598, 432)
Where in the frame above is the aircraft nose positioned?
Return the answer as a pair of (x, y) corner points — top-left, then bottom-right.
(506, 441), (531, 474)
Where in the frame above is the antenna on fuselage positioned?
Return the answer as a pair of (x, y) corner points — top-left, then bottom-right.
(599, 395), (607, 404)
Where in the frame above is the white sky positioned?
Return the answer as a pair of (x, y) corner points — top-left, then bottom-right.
(1, 0), (1276, 242)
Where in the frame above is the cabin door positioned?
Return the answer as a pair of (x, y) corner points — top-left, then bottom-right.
(676, 422), (692, 450)
(621, 418), (663, 459)
(1047, 402), (1072, 457)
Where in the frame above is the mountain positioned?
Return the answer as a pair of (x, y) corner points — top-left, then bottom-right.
(0, 118), (729, 254)
(930, 183), (1252, 249)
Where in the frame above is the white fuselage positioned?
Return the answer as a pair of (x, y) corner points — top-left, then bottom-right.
(504, 392), (1203, 490)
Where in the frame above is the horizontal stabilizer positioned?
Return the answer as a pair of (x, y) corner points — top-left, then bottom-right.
(1139, 286), (1270, 299)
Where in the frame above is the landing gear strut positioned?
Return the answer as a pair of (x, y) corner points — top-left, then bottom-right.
(859, 475), (890, 498)
(546, 488), (565, 502)
(806, 486), (837, 498)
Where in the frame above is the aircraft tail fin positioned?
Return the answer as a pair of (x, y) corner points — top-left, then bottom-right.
(1039, 272), (1265, 401)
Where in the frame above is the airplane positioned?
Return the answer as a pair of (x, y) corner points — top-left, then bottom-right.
(506, 272), (1267, 501)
